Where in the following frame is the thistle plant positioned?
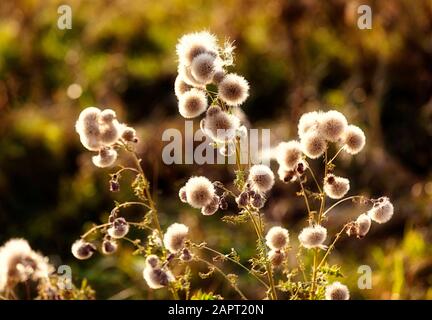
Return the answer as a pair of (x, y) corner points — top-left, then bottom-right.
(70, 31), (395, 300)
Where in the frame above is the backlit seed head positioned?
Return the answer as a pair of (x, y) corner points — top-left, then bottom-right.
(107, 217), (129, 239)
(179, 186), (188, 203)
(343, 125), (366, 155)
(248, 165), (275, 193)
(356, 213), (372, 237)
(92, 147), (118, 168)
(301, 131), (327, 159)
(180, 248), (193, 262)
(75, 107), (102, 151)
(204, 112), (240, 142)
(266, 226), (289, 250)
(236, 192), (250, 208)
(275, 141), (303, 170)
(296, 160), (308, 175)
(218, 73), (249, 107)
(174, 75), (193, 99)
(297, 111), (321, 139)
(298, 225), (327, 249)
(71, 239), (96, 260)
(121, 127), (137, 142)
(184, 176), (216, 208)
(99, 119), (122, 145)
(325, 282), (350, 300)
(177, 64), (206, 87)
(163, 223), (189, 253)
(212, 69), (226, 84)
(99, 109), (117, 123)
(102, 240), (118, 255)
(368, 197), (394, 224)
(143, 267), (175, 289)
(206, 105), (222, 118)
(268, 249), (285, 267)
(251, 192), (265, 209)
(320, 110), (348, 142)
(324, 174), (350, 199)
(201, 195), (220, 216)
(191, 53), (218, 84)
(178, 88), (208, 118)
(145, 254), (160, 269)
(277, 166), (296, 183)
(176, 31), (218, 67)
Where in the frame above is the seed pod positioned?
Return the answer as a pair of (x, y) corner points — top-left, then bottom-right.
(251, 192), (265, 209)
(219, 197), (228, 210)
(102, 240), (118, 255)
(236, 192), (249, 208)
(107, 217), (130, 239)
(180, 248), (193, 262)
(109, 179), (120, 192)
(71, 240), (96, 260)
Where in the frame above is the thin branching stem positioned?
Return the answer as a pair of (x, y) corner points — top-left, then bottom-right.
(322, 195), (365, 217)
(317, 224), (349, 270)
(194, 256), (247, 300)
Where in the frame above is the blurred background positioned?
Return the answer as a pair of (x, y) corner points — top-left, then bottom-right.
(0, 0), (431, 299)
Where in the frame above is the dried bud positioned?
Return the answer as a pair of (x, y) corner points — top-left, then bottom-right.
(251, 192), (265, 209)
(109, 179), (120, 192)
(107, 217), (130, 239)
(102, 240), (118, 255)
(219, 197), (228, 210)
(236, 192), (249, 208)
(180, 248), (193, 262)
(71, 240), (96, 260)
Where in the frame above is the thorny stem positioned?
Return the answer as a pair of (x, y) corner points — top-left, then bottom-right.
(195, 256), (247, 300)
(200, 245), (269, 288)
(322, 195), (366, 217)
(317, 224), (349, 270)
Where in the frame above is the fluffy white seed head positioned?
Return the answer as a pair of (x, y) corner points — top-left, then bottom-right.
(75, 107), (102, 151)
(320, 110), (348, 142)
(368, 197), (394, 224)
(176, 31), (218, 67)
(121, 126), (137, 142)
(102, 240), (118, 255)
(178, 88), (208, 118)
(92, 147), (118, 168)
(343, 125), (366, 155)
(203, 112), (240, 142)
(179, 186), (188, 203)
(212, 69), (226, 84)
(107, 217), (130, 239)
(174, 75), (193, 99)
(275, 140), (303, 170)
(298, 111), (321, 139)
(301, 131), (327, 159)
(143, 266), (175, 289)
(99, 109), (116, 123)
(268, 249), (285, 267)
(177, 64), (206, 87)
(356, 213), (372, 237)
(325, 282), (350, 300)
(206, 105), (223, 118)
(248, 165), (275, 193)
(298, 225), (327, 249)
(163, 223), (189, 253)
(190, 53), (218, 84)
(277, 166), (296, 183)
(218, 73), (249, 107)
(184, 176), (216, 208)
(324, 174), (350, 199)
(71, 239), (96, 260)
(0, 239), (52, 291)
(145, 255), (160, 269)
(266, 226), (289, 250)
(99, 119), (122, 145)
(201, 195), (220, 216)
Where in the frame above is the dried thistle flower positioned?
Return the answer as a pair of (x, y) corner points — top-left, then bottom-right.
(355, 213), (372, 237)
(298, 225), (327, 249)
(248, 165), (275, 193)
(176, 31), (218, 67)
(71, 239), (96, 260)
(275, 141), (303, 170)
(342, 124), (366, 155)
(174, 75), (193, 99)
(178, 88), (208, 119)
(201, 195), (220, 216)
(163, 223), (189, 253)
(268, 249), (285, 267)
(265, 226), (289, 250)
(203, 111), (241, 142)
(107, 217), (130, 239)
(218, 73), (249, 107)
(143, 266), (175, 289)
(368, 197), (394, 224)
(325, 282), (350, 300)
(324, 174), (350, 199)
(102, 240), (118, 255)
(301, 130), (327, 159)
(191, 52), (218, 84)
(297, 111), (321, 139)
(320, 110), (348, 142)
(184, 176), (216, 208)
(178, 186), (188, 203)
